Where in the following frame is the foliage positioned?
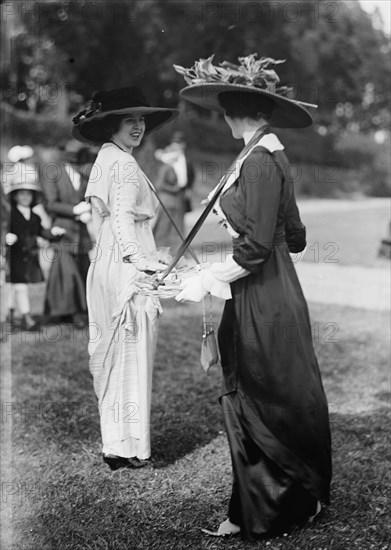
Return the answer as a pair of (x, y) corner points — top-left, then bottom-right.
(174, 53), (291, 95)
(1, 0), (390, 196)
(2, 0), (389, 131)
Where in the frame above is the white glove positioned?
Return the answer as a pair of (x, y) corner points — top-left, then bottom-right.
(176, 269), (231, 302)
(5, 233), (18, 245)
(73, 201), (91, 216)
(50, 226), (67, 237)
(175, 274), (206, 302)
(78, 211), (92, 224)
(175, 255), (249, 303)
(290, 246), (307, 263)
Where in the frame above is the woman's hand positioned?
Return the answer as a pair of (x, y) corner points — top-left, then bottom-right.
(50, 226), (67, 237)
(5, 233), (18, 246)
(73, 201), (91, 216)
(156, 247), (172, 266)
(135, 270), (165, 291)
(128, 258), (169, 273)
(78, 211), (92, 224)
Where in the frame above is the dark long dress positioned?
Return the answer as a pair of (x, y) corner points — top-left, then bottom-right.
(218, 136), (332, 540)
(42, 162), (91, 317)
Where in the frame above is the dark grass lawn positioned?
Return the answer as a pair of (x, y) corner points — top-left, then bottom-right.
(2, 298), (390, 550)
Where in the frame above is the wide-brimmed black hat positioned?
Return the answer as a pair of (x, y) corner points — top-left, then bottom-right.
(72, 86), (178, 144)
(174, 54), (316, 129)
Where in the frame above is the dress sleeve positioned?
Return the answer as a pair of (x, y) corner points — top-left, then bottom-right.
(284, 199), (306, 253)
(232, 149), (282, 273)
(111, 158), (146, 261)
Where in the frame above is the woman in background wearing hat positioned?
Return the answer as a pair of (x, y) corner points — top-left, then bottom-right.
(175, 55), (332, 540)
(4, 163), (65, 330)
(153, 131), (195, 253)
(72, 86), (177, 470)
(42, 139), (95, 327)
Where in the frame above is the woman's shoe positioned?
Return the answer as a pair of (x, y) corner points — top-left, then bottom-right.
(127, 457), (152, 468)
(103, 455), (131, 471)
(201, 518), (241, 537)
(21, 314), (38, 331)
(102, 455), (152, 471)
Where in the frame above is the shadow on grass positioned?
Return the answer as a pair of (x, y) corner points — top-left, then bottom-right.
(8, 300), (390, 549)
(8, 299), (225, 466)
(10, 408), (390, 550)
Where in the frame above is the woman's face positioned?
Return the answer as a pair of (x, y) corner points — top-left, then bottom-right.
(14, 190), (33, 207)
(112, 115), (146, 149)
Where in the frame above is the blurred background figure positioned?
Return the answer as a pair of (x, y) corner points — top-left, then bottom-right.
(42, 139), (94, 327)
(378, 221), (391, 259)
(153, 131), (195, 253)
(7, 144), (52, 229)
(3, 163), (65, 330)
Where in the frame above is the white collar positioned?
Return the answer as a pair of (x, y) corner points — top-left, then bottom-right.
(207, 132), (284, 237)
(16, 204), (31, 220)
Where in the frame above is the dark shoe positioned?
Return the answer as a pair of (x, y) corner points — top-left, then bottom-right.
(103, 455), (131, 471)
(127, 457), (152, 469)
(103, 454), (152, 471)
(21, 314), (38, 331)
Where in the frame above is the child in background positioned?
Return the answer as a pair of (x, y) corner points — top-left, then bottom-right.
(4, 163), (65, 330)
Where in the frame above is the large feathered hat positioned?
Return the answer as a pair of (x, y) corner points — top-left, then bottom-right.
(72, 86), (179, 145)
(174, 54), (316, 128)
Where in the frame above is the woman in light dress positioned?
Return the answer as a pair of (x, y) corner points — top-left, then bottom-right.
(72, 86), (177, 470)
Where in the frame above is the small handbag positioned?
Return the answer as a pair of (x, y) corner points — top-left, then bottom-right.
(200, 293), (219, 373)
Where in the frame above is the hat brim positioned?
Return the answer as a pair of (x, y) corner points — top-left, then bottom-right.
(7, 183), (42, 195)
(180, 83), (312, 129)
(72, 107), (179, 145)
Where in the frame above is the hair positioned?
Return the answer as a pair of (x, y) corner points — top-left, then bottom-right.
(218, 91), (275, 120)
(10, 189), (39, 207)
(98, 114), (128, 142)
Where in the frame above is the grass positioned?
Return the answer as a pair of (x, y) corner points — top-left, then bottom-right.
(2, 297), (390, 550)
(188, 200), (390, 269)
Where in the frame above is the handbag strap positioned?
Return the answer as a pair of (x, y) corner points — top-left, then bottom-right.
(202, 293), (214, 336)
(161, 125), (270, 279)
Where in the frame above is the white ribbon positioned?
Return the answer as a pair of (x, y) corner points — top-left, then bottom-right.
(207, 133), (284, 238)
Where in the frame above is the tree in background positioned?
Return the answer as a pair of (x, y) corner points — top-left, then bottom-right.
(1, 0), (389, 196)
(2, 1), (388, 129)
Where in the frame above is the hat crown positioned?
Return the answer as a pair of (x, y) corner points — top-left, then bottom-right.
(2, 163), (41, 195)
(93, 86), (150, 112)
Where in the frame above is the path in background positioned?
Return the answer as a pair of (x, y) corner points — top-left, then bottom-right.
(186, 198), (390, 311)
(1, 199), (388, 321)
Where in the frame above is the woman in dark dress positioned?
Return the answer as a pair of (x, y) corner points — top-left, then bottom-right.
(175, 55), (332, 540)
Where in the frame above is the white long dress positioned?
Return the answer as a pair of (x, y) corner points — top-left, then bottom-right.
(85, 143), (162, 459)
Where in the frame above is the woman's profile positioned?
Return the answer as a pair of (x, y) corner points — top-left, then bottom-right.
(174, 55), (332, 540)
